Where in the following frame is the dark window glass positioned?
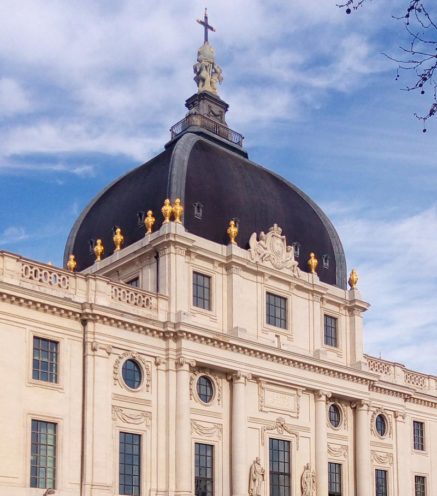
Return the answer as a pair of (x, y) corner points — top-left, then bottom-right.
(415, 476), (426, 496)
(195, 443), (213, 496)
(122, 360), (142, 389)
(266, 293), (287, 329)
(328, 462), (342, 496)
(324, 315), (338, 347)
(197, 376), (214, 403)
(269, 438), (290, 496)
(33, 337), (58, 383)
(30, 420), (57, 489)
(119, 432), (141, 496)
(329, 404), (341, 428)
(375, 469), (388, 496)
(127, 277), (139, 287)
(193, 272), (211, 311)
(375, 414), (387, 437)
(413, 421), (425, 450)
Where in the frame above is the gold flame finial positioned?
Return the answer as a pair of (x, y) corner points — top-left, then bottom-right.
(144, 210), (156, 234)
(67, 254), (77, 272)
(307, 252), (318, 274)
(94, 239), (104, 262)
(227, 220), (238, 245)
(161, 199), (173, 224)
(348, 268), (358, 289)
(173, 198), (184, 224)
(113, 227), (124, 251)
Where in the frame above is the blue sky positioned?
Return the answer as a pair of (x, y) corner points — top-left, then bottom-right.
(1, 0), (437, 374)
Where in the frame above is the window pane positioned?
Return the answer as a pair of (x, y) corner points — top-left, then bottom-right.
(266, 293), (287, 329)
(413, 421), (425, 451)
(328, 463), (342, 496)
(269, 438), (290, 496)
(32, 337), (59, 383)
(30, 420), (57, 489)
(120, 432), (141, 495)
(193, 272), (211, 310)
(195, 443), (214, 496)
(415, 476), (426, 496)
(375, 469), (387, 496)
(324, 315), (338, 347)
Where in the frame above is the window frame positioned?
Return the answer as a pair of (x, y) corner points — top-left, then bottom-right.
(121, 359), (143, 391)
(415, 475), (427, 496)
(328, 403), (342, 429)
(324, 314), (338, 348)
(30, 419), (58, 490)
(194, 442), (214, 496)
(375, 414), (387, 438)
(192, 271), (213, 312)
(119, 431), (142, 496)
(126, 276), (140, 288)
(375, 469), (388, 496)
(328, 462), (342, 496)
(413, 420), (425, 451)
(265, 292), (288, 330)
(269, 437), (291, 496)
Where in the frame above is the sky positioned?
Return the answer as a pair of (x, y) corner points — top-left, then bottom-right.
(1, 0), (437, 374)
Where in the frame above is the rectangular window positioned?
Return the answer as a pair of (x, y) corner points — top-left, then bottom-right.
(30, 420), (57, 489)
(413, 421), (425, 451)
(193, 272), (211, 310)
(328, 462), (342, 496)
(375, 469), (388, 496)
(269, 438), (290, 496)
(119, 432), (141, 496)
(195, 443), (214, 496)
(324, 315), (338, 347)
(266, 293), (287, 329)
(415, 476), (426, 496)
(126, 277), (139, 288)
(32, 337), (58, 383)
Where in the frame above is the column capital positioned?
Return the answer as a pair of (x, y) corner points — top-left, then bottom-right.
(314, 390), (331, 402)
(351, 399), (371, 411)
(394, 410), (406, 422)
(227, 370), (252, 384)
(175, 356), (196, 369)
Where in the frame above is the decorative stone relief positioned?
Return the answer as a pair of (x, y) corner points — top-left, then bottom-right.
(261, 417), (299, 448)
(249, 457), (265, 496)
(113, 351), (151, 392)
(327, 443), (348, 459)
(301, 463), (316, 496)
(249, 224), (299, 274)
(191, 420), (222, 440)
(258, 380), (301, 418)
(370, 408), (393, 439)
(90, 341), (112, 356)
(190, 369), (222, 406)
(371, 450), (393, 465)
(112, 406), (151, 426)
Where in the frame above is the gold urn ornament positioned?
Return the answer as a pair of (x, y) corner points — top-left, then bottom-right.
(348, 268), (358, 289)
(67, 254), (77, 272)
(173, 198), (184, 224)
(94, 239), (104, 262)
(161, 199), (173, 223)
(227, 220), (238, 245)
(307, 252), (318, 274)
(113, 227), (124, 251)
(144, 210), (156, 234)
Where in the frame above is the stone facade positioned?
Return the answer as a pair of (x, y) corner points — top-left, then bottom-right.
(0, 221), (436, 496)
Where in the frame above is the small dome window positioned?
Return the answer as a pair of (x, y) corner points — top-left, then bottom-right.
(122, 359), (142, 390)
(193, 202), (204, 220)
(322, 254), (330, 269)
(292, 242), (301, 258)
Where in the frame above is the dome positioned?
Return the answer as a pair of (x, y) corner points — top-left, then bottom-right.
(64, 123), (347, 288)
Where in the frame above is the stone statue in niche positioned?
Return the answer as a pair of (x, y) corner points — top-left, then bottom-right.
(249, 457), (265, 496)
(301, 463), (316, 495)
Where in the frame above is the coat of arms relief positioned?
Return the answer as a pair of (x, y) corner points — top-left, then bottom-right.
(248, 224), (299, 275)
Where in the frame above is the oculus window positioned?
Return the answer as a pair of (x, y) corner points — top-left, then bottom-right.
(193, 272), (211, 311)
(269, 438), (290, 496)
(328, 404), (341, 428)
(119, 432), (141, 496)
(266, 293), (287, 329)
(33, 337), (58, 383)
(122, 359), (142, 390)
(30, 420), (57, 489)
(413, 421), (425, 451)
(324, 315), (338, 347)
(197, 375), (214, 404)
(195, 443), (214, 496)
(328, 462), (342, 496)
(375, 414), (387, 437)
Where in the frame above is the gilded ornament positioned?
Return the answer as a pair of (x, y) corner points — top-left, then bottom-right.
(227, 220), (238, 245)
(348, 268), (358, 289)
(144, 210), (155, 234)
(307, 252), (318, 274)
(173, 198), (184, 224)
(67, 254), (77, 272)
(94, 239), (104, 262)
(161, 199), (173, 223)
(113, 227), (124, 251)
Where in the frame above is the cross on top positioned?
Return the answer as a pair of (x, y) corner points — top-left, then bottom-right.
(196, 8), (215, 43)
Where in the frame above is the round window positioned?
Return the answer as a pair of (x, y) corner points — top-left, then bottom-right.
(196, 375), (214, 403)
(375, 414), (387, 437)
(328, 404), (341, 428)
(122, 359), (142, 389)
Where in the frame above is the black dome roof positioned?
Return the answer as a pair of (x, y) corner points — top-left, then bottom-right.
(64, 130), (347, 288)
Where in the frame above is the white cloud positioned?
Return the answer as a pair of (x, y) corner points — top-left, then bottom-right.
(0, 226), (28, 246)
(0, 78), (33, 117)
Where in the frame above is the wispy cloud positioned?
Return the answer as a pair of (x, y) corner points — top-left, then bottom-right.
(0, 226), (29, 246)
